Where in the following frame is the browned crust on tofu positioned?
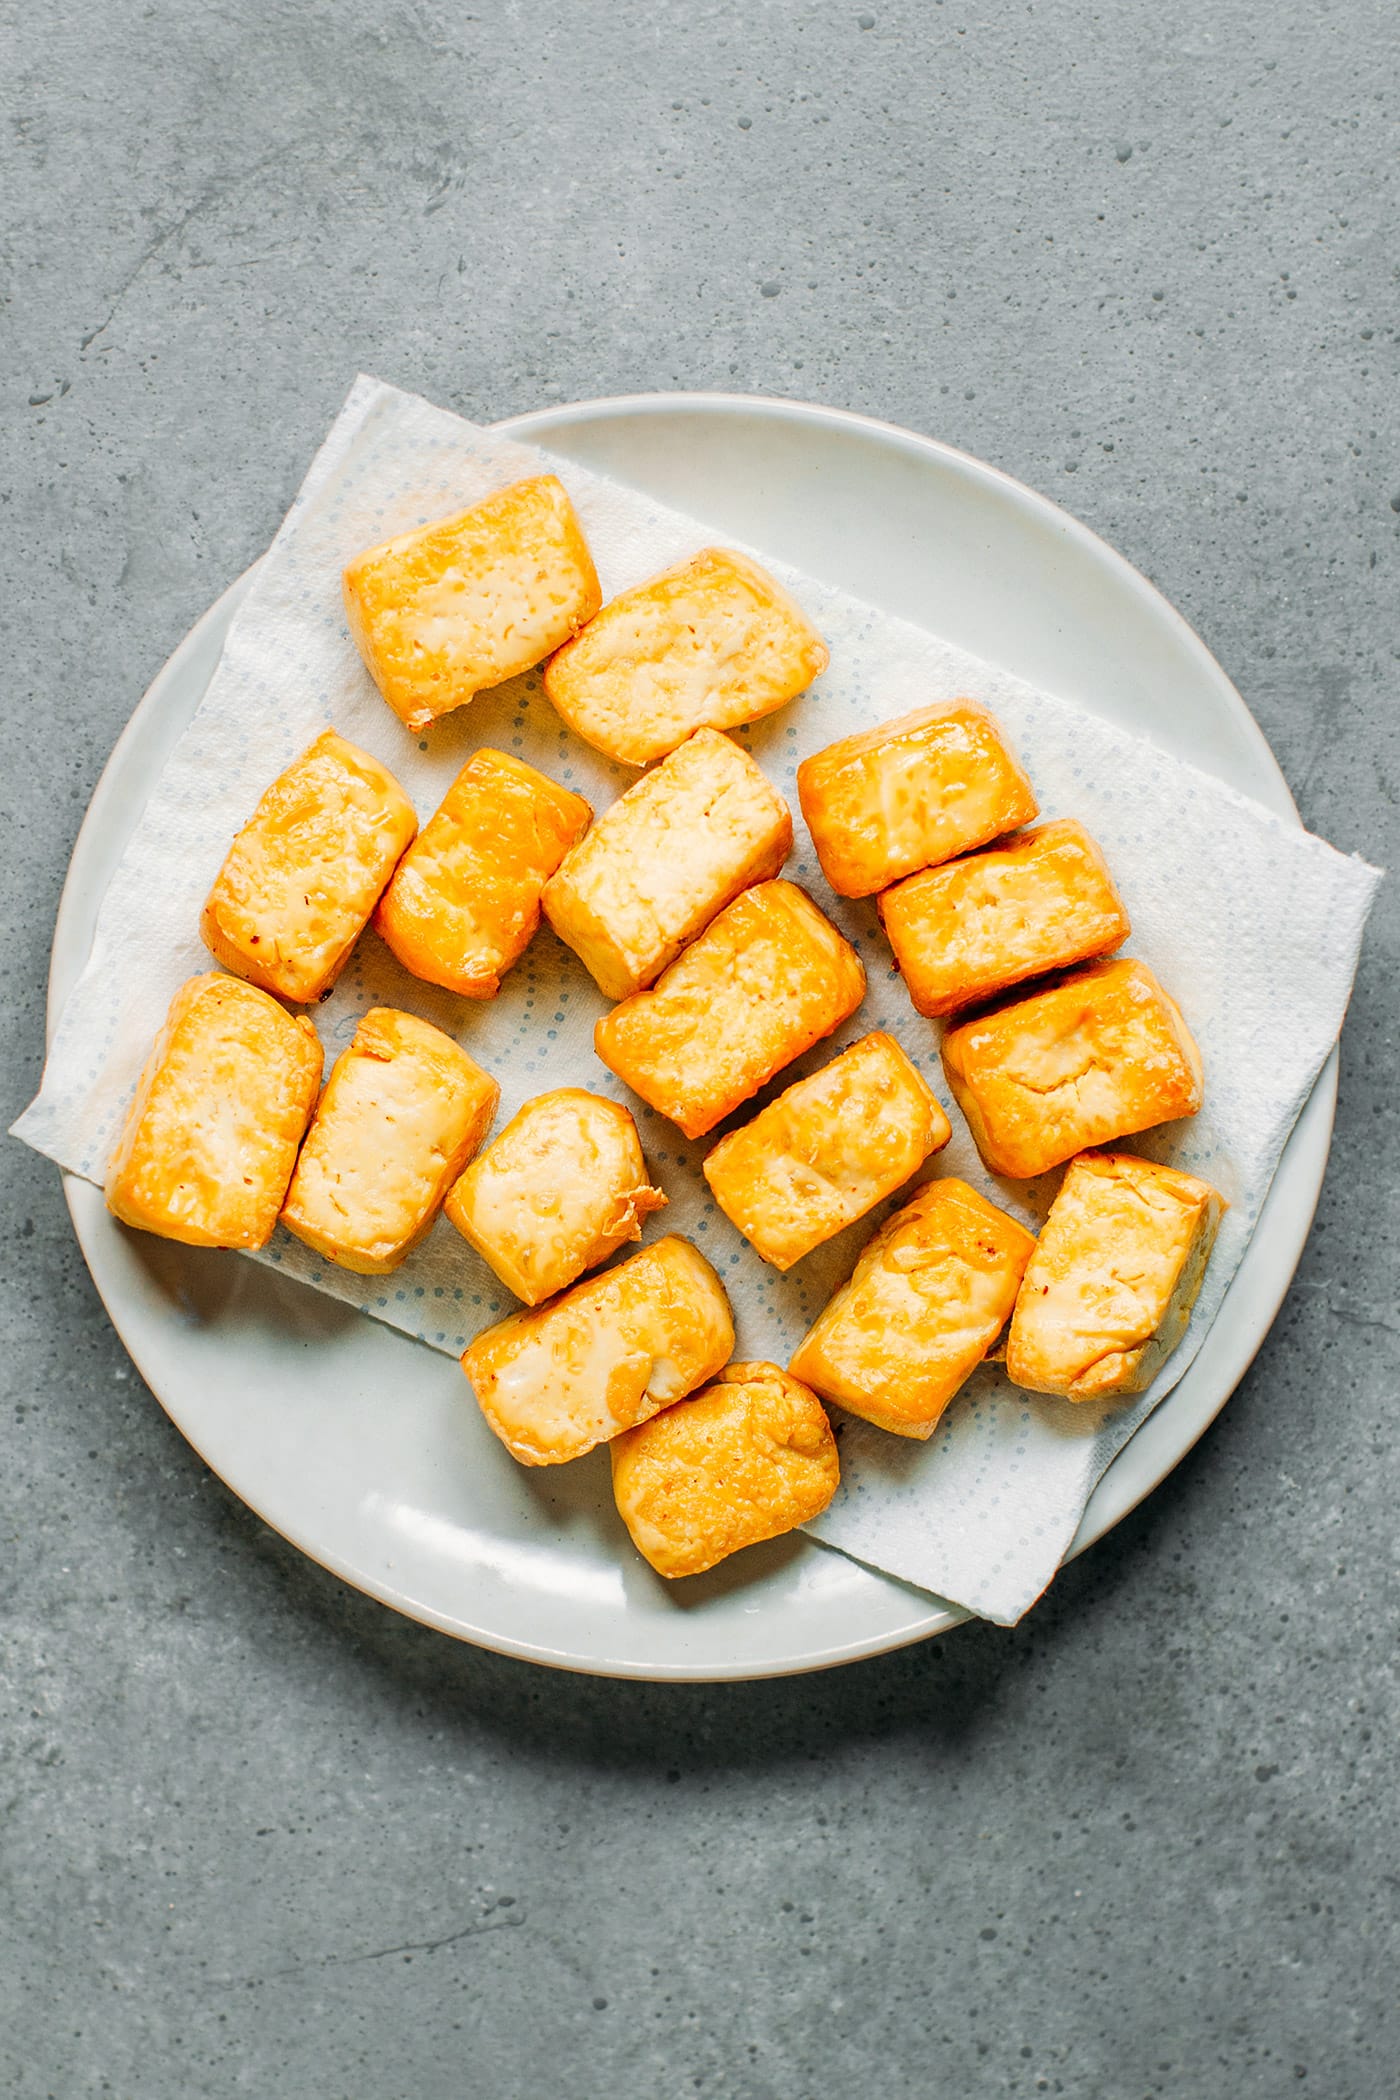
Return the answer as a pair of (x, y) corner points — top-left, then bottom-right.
(594, 879), (866, 1139)
(610, 1361), (839, 1577)
(878, 818), (1130, 1017)
(280, 1007), (499, 1273)
(461, 1236), (735, 1466)
(105, 973), (323, 1250)
(200, 729), (418, 1004)
(374, 749), (590, 997)
(343, 475), (601, 732)
(543, 548), (829, 765)
(797, 700), (1038, 898)
(941, 958), (1204, 1180)
(444, 1088), (667, 1304)
(1006, 1149), (1226, 1399)
(541, 728), (793, 999)
(702, 1031), (952, 1269)
(788, 1177), (1037, 1437)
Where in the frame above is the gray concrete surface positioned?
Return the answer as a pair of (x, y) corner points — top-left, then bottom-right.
(3, 2), (1397, 2094)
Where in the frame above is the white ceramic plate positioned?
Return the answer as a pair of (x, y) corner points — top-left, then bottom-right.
(50, 394), (1334, 1680)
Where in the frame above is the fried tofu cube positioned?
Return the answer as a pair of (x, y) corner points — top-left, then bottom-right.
(941, 958), (1204, 1181)
(200, 730), (417, 1004)
(105, 973), (322, 1250)
(880, 819), (1131, 1018)
(703, 1031), (952, 1270)
(374, 750), (590, 998)
(797, 700), (1038, 898)
(1006, 1150), (1227, 1400)
(610, 1362), (840, 1578)
(543, 548), (829, 766)
(788, 1178), (1037, 1438)
(595, 880), (866, 1140)
(462, 1236), (734, 1466)
(444, 1089), (667, 1305)
(343, 475), (601, 733)
(542, 728), (793, 1000)
(281, 1008), (498, 1273)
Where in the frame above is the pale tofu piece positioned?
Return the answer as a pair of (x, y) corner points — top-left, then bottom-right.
(444, 1089), (667, 1306)
(594, 879), (866, 1140)
(462, 1236), (734, 1467)
(343, 475), (601, 732)
(543, 548), (829, 766)
(374, 750), (591, 998)
(610, 1361), (840, 1578)
(542, 728), (793, 999)
(797, 700), (1038, 898)
(941, 958), (1204, 1181)
(703, 1031), (952, 1270)
(280, 1008), (498, 1273)
(1007, 1150), (1227, 1400)
(880, 819), (1131, 1018)
(105, 973), (322, 1250)
(788, 1178), (1037, 1438)
(200, 730), (417, 1004)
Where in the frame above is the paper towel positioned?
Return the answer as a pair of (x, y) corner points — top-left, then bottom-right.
(13, 376), (1380, 1624)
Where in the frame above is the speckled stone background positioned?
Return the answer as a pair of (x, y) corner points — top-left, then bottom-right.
(3, 4), (1396, 2095)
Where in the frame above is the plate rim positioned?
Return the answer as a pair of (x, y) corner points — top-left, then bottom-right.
(47, 390), (1335, 1678)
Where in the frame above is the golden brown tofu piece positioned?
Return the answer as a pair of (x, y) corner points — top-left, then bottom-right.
(444, 1089), (667, 1305)
(789, 1178), (1037, 1438)
(703, 1031), (951, 1270)
(610, 1361), (840, 1578)
(543, 548), (829, 765)
(594, 880), (866, 1140)
(880, 819), (1131, 1018)
(200, 730), (417, 1004)
(105, 973), (322, 1250)
(542, 728), (793, 999)
(281, 1008), (498, 1273)
(941, 958), (1204, 1181)
(374, 750), (590, 998)
(462, 1236), (734, 1466)
(797, 700), (1038, 898)
(343, 475), (601, 732)
(1007, 1150), (1227, 1400)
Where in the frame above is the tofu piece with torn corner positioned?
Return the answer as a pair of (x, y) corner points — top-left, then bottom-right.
(879, 818), (1130, 1019)
(375, 749), (590, 998)
(200, 729), (417, 1004)
(542, 727), (793, 1000)
(281, 1008), (498, 1273)
(797, 700), (1038, 898)
(1006, 1149), (1227, 1401)
(445, 1088), (667, 1306)
(543, 548), (829, 766)
(461, 1236), (734, 1467)
(788, 1177), (1037, 1439)
(703, 1031), (952, 1271)
(610, 1361), (840, 1579)
(105, 973), (322, 1251)
(342, 475), (601, 733)
(594, 879), (866, 1141)
(941, 957), (1204, 1182)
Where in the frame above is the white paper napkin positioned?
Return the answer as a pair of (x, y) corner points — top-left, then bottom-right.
(13, 376), (1380, 1625)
